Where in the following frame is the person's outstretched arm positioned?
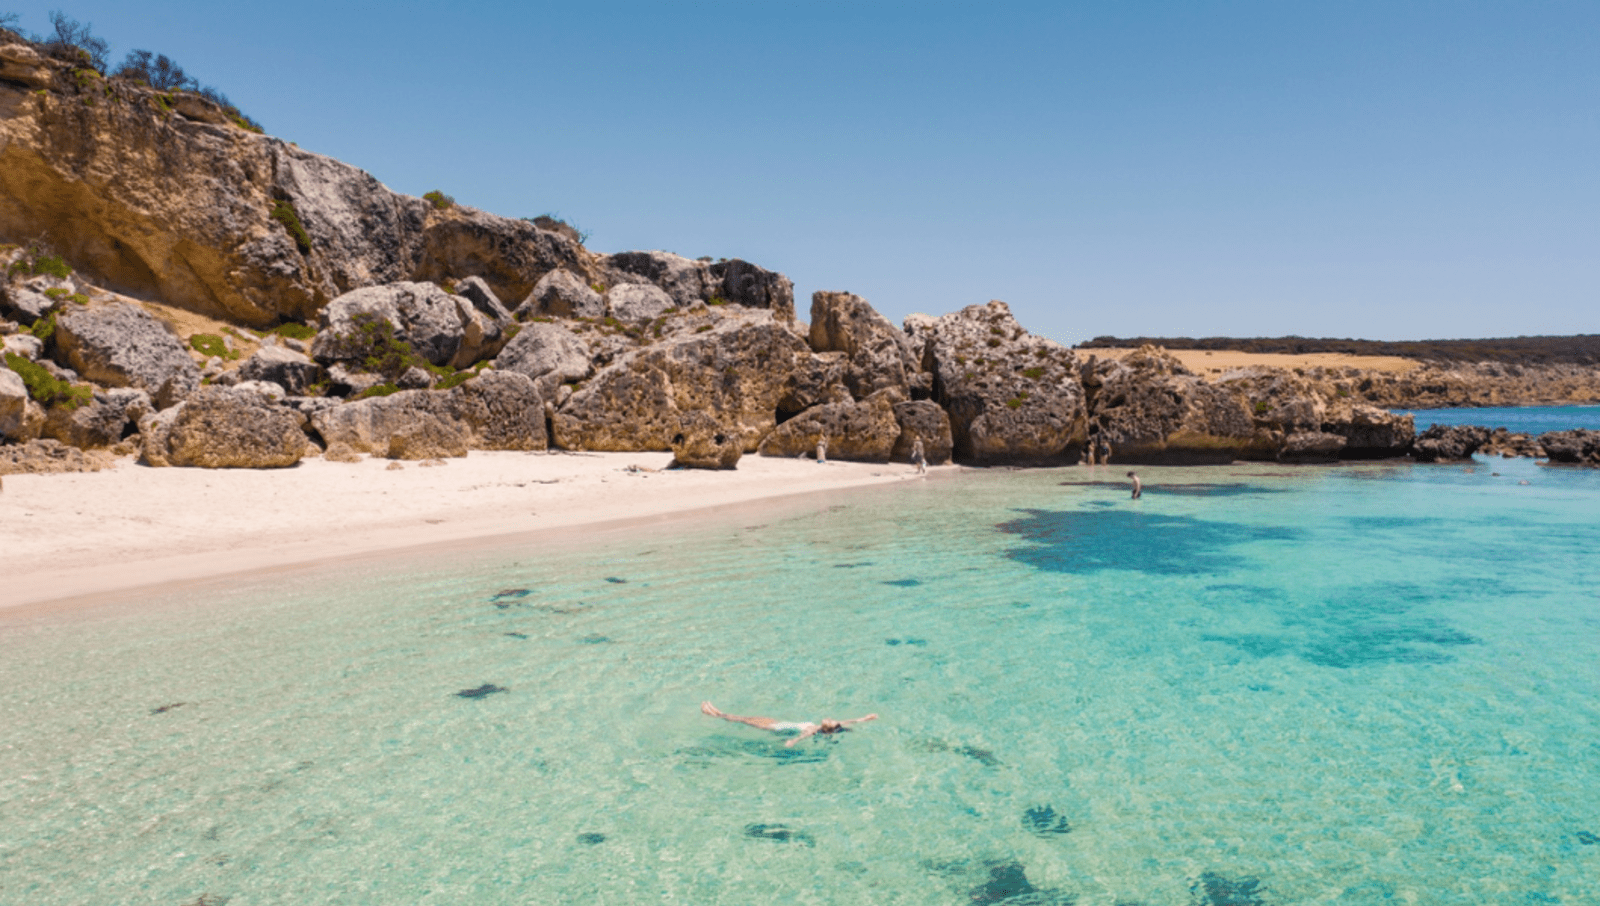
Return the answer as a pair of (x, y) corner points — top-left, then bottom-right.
(841, 713), (879, 727)
(783, 725), (822, 748)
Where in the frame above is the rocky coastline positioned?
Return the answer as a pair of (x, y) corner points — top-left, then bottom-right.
(4, 36), (1598, 476)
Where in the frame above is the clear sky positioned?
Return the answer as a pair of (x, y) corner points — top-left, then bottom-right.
(6, 2), (1597, 344)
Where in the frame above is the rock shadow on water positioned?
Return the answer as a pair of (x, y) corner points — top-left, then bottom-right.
(1190, 872), (1269, 906)
(743, 823), (816, 846)
(882, 578), (923, 587)
(999, 509), (1300, 576)
(1022, 804), (1072, 836)
(678, 736), (831, 766)
(926, 858), (1075, 905)
(455, 684), (508, 699)
(1057, 481), (1283, 498)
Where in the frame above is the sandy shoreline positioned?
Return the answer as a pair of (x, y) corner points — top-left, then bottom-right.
(1, 451), (941, 611)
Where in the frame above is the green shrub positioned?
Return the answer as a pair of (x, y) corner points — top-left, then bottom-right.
(435, 362), (489, 392)
(423, 190), (454, 210)
(30, 313), (56, 343)
(189, 333), (238, 360)
(1254, 400), (1270, 414)
(502, 324), (521, 341)
(44, 287), (69, 300)
(4, 352), (91, 410)
(70, 293), (89, 305)
(1021, 366), (1045, 380)
(271, 322), (316, 340)
(345, 312), (430, 379)
(270, 200), (312, 253)
(707, 296), (728, 306)
(352, 382), (401, 400)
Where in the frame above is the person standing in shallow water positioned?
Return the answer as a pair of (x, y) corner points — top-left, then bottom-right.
(701, 701), (878, 747)
(1127, 471), (1142, 499)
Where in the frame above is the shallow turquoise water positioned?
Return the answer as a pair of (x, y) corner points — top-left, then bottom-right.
(1397, 404), (1600, 435)
(3, 458), (1599, 905)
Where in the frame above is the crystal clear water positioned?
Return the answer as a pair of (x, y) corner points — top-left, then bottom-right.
(4, 458), (1599, 905)
(1397, 405), (1600, 436)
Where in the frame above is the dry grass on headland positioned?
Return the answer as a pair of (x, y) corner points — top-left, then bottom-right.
(1077, 348), (1423, 377)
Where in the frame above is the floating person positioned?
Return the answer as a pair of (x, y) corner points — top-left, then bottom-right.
(1127, 471), (1142, 499)
(910, 437), (927, 474)
(816, 435), (829, 464)
(701, 701), (877, 747)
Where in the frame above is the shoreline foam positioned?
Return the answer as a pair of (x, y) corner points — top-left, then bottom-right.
(1, 451), (943, 612)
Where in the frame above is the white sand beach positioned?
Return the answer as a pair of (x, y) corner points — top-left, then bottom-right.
(1, 452), (939, 611)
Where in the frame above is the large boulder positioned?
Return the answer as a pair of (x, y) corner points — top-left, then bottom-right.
(890, 399), (954, 465)
(237, 343), (322, 395)
(0, 438), (113, 475)
(1537, 429), (1600, 466)
(607, 283), (675, 324)
(42, 387), (151, 448)
(601, 251), (795, 322)
(311, 281), (508, 371)
(1276, 431), (1348, 463)
(552, 314), (809, 452)
(516, 268), (604, 320)
(52, 302), (200, 407)
(310, 370), (545, 456)
(1411, 424), (1491, 462)
(0, 65), (590, 327)
(140, 385), (307, 468)
(0, 41), (52, 90)
(491, 321), (593, 398)
(1482, 428), (1543, 459)
(1, 363), (45, 442)
(1, 285), (56, 323)
(906, 301), (1086, 464)
(757, 392), (902, 462)
(1082, 346), (1255, 464)
(808, 291), (922, 399)
(669, 411), (742, 469)
(1323, 404), (1414, 459)
(1214, 366), (1328, 460)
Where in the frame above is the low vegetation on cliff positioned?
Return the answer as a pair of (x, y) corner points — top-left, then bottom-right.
(1081, 334), (1600, 366)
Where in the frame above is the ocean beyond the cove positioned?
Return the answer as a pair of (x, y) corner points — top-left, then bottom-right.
(3, 457), (1598, 905)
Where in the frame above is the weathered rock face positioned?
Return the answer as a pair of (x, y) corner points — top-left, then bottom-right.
(42, 387), (150, 448)
(311, 281), (507, 370)
(1083, 346), (1255, 464)
(516, 268), (603, 320)
(1481, 428), (1543, 459)
(808, 291), (921, 399)
(607, 283), (675, 324)
(907, 301), (1086, 464)
(757, 392), (901, 462)
(553, 315), (809, 452)
(1277, 431), (1348, 463)
(1213, 366), (1328, 460)
(1323, 404), (1414, 459)
(1411, 424), (1491, 462)
(0, 437), (112, 474)
(0, 41), (52, 89)
(310, 371), (545, 456)
(1, 285), (55, 323)
(1337, 362), (1600, 409)
(52, 302), (200, 407)
(1538, 429), (1600, 466)
(2, 332), (44, 360)
(140, 385), (307, 468)
(0, 60), (588, 327)
(890, 399), (954, 465)
(601, 251), (795, 322)
(1, 363), (45, 441)
(670, 411), (742, 469)
(491, 321), (592, 398)
(237, 343), (321, 395)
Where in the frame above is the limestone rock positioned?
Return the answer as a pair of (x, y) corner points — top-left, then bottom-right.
(669, 411), (742, 469)
(1214, 366), (1328, 460)
(1322, 404), (1414, 459)
(1, 286), (56, 323)
(237, 343), (321, 395)
(890, 400), (954, 465)
(42, 387), (151, 448)
(808, 291), (921, 399)
(608, 282), (676, 324)
(0, 438), (113, 475)
(0, 42), (51, 89)
(1537, 429), (1600, 466)
(1083, 346), (1255, 464)
(758, 392), (901, 462)
(552, 315), (809, 452)
(312, 281), (503, 370)
(52, 302), (200, 407)
(1277, 431), (1348, 463)
(1481, 428), (1543, 459)
(779, 351), (853, 419)
(1, 363), (45, 442)
(2, 333), (44, 360)
(0, 68), (591, 327)
(140, 385), (307, 468)
(492, 320), (592, 399)
(907, 300), (1087, 464)
(600, 251), (795, 322)
(311, 370), (546, 455)
(385, 413), (469, 460)
(1411, 424), (1491, 462)
(709, 259), (796, 322)
(516, 269), (604, 320)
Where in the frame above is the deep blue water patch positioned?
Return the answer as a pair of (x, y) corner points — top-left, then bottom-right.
(1190, 872), (1269, 905)
(455, 684), (507, 699)
(882, 578), (922, 587)
(743, 823), (815, 846)
(999, 509), (1301, 576)
(1023, 804), (1072, 836)
(678, 737), (831, 766)
(577, 832), (606, 845)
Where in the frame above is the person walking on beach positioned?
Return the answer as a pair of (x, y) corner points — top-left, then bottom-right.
(1127, 471), (1142, 499)
(910, 437), (927, 474)
(701, 701), (878, 747)
(816, 435), (828, 464)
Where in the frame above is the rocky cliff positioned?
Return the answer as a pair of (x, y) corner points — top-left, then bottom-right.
(3, 30), (1596, 473)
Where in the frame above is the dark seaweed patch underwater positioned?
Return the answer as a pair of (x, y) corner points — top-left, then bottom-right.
(998, 509), (1300, 576)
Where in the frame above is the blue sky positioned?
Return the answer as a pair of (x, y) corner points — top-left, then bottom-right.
(6, 2), (1597, 343)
